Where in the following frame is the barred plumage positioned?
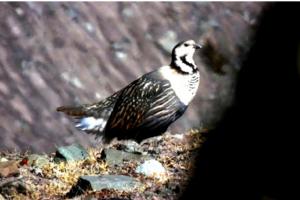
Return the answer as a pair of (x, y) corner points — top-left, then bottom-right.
(57, 40), (201, 144)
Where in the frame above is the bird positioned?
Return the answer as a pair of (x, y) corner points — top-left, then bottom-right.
(57, 40), (202, 144)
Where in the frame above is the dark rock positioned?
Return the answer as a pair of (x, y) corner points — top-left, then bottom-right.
(0, 177), (27, 197)
(55, 143), (89, 162)
(0, 161), (19, 178)
(102, 148), (150, 167)
(52, 37), (65, 48)
(66, 175), (142, 198)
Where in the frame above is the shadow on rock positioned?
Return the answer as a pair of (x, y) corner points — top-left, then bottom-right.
(181, 3), (300, 200)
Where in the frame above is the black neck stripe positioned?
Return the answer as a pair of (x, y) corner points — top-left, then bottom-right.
(170, 55), (198, 74)
(180, 55), (195, 68)
(169, 62), (189, 74)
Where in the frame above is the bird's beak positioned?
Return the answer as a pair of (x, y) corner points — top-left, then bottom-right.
(194, 44), (202, 49)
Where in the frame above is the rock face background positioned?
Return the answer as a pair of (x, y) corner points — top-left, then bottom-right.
(0, 2), (264, 152)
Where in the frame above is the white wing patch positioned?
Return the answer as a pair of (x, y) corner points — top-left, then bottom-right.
(76, 117), (107, 132)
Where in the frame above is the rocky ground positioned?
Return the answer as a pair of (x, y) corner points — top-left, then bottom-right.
(0, 129), (204, 199)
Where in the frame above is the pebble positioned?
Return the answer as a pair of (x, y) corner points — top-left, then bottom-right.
(136, 159), (166, 178)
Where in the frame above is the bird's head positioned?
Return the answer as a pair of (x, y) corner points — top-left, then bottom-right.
(171, 40), (202, 74)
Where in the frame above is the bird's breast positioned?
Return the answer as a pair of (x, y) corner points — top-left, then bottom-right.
(158, 66), (200, 106)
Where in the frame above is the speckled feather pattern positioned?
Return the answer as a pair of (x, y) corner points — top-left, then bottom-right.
(103, 75), (186, 142)
(57, 40), (201, 143)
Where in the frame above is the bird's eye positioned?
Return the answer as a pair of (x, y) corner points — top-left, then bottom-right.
(184, 44), (188, 47)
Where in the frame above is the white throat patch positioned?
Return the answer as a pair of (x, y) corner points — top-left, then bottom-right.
(173, 44), (196, 74)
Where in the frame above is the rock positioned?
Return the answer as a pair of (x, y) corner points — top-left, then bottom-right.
(0, 157), (8, 162)
(31, 167), (43, 176)
(84, 22), (94, 33)
(66, 175), (142, 198)
(170, 133), (184, 140)
(122, 7), (134, 18)
(0, 161), (19, 178)
(157, 31), (178, 53)
(136, 159), (166, 178)
(55, 144), (89, 163)
(116, 141), (144, 154)
(111, 38), (131, 51)
(60, 72), (84, 89)
(102, 148), (150, 167)
(28, 154), (49, 168)
(0, 178), (27, 197)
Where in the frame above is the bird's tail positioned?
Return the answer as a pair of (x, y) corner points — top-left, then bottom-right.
(56, 105), (107, 138)
(56, 106), (86, 116)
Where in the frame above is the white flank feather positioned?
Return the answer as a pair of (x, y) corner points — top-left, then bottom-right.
(76, 117), (107, 131)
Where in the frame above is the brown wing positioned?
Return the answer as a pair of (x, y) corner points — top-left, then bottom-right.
(104, 75), (186, 140)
